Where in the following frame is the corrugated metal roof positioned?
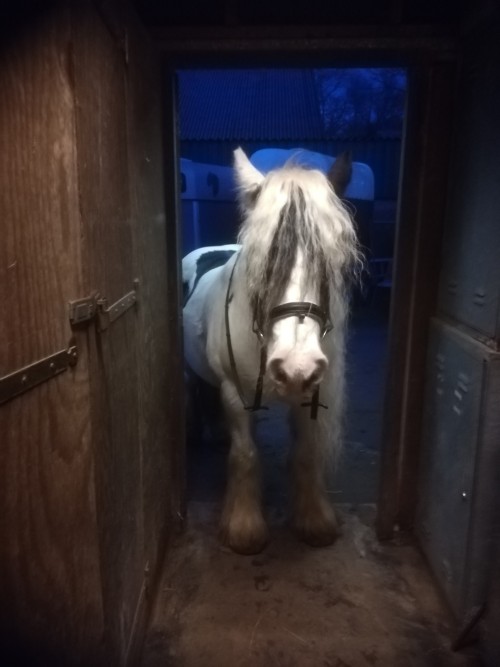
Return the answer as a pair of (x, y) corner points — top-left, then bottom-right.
(178, 69), (325, 141)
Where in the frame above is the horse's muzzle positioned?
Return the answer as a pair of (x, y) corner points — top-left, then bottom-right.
(268, 356), (327, 397)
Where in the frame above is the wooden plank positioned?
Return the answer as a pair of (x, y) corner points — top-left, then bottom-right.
(71, 5), (145, 663)
(376, 62), (457, 538)
(161, 66), (187, 523)
(124, 7), (182, 662)
(0, 7), (105, 664)
(126, 3), (172, 569)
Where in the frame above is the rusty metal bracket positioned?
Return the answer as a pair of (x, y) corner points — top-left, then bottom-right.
(69, 281), (139, 331)
(68, 292), (100, 326)
(0, 345), (78, 406)
(96, 289), (137, 331)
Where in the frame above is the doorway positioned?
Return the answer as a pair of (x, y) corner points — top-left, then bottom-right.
(144, 54), (468, 666)
(177, 67), (405, 509)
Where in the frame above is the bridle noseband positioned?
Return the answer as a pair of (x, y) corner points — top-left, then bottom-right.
(225, 254), (333, 419)
(256, 302), (333, 340)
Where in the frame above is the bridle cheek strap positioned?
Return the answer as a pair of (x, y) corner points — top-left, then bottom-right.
(252, 346), (268, 412)
(225, 255), (268, 412)
(225, 256), (333, 418)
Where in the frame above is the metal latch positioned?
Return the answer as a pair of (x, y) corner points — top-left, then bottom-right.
(69, 281), (139, 331)
(68, 292), (99, 325)
(0, 345), (78, 405)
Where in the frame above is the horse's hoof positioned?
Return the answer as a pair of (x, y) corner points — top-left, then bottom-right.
(294, 510), (339, 547)
(219, 518), (269, 555)
(298, 526), (338, 547)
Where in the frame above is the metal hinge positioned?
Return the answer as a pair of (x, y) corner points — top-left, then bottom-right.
(0, 345), (78, 405)
(69, 281), (139, 331)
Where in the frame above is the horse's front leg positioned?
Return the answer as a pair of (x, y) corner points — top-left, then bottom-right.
(219, 380), (268, 554)
(290, 408), (339, 547)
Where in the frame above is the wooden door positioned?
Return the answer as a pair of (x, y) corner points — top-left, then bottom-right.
(0, 6), (105, 663)
(0, 3), (181, 664)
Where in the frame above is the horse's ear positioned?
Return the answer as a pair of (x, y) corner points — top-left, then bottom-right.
(327, 151), (353, 198)
(233, 148), (264, 194)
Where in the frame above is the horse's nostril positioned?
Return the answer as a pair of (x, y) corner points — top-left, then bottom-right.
(275, 369), (287, 383)
(269, 358), (288, 384)
(310, 371), (320, 384)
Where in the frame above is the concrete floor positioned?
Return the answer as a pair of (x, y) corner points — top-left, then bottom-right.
(142, 503), (479, 667)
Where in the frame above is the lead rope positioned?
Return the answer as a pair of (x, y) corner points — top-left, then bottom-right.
(225, 256), (268, 412)
(300, 279), (331, 419)
(301, 387), (327, 419)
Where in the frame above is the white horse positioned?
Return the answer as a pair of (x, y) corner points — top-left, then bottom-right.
(183, 149), (361, 554)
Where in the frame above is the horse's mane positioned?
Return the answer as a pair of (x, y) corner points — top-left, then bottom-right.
(237, 164), (362, 322)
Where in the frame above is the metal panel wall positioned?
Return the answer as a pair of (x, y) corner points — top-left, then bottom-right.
(437, 19), (500, 342)
(416, 12), (500, 646)
(417, 319), (500, 616)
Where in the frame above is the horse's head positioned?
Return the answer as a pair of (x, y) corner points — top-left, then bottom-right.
(234, 148), (360, 401)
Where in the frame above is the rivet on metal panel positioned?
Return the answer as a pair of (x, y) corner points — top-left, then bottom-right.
(144, 560), (151, 598)
(442, 559), (453, 583)
(472, 287), (486, 307)
(436, 354), (445, 396)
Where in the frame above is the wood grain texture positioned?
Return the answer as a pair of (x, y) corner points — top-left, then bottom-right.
(125, 7), (177, 580)
(1, 3), (182, 663)
(0, 7), (105, 664)
(70, 4), (145, 663)
(161, 66), (187, 523)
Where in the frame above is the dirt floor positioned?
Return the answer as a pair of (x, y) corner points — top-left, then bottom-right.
(142, 503), (479, 667)
(143, 301), (479, 666)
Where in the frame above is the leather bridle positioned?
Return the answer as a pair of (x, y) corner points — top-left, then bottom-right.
(225, 253), (333, 419)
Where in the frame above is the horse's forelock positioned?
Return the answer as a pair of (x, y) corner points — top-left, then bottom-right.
(237, 164), (362, 323)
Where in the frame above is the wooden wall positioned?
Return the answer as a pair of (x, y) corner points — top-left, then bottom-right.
(0, 2), (178, 664)
(0, 6), (106, 663)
